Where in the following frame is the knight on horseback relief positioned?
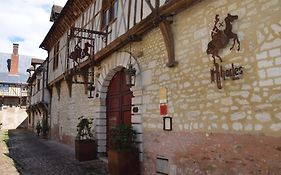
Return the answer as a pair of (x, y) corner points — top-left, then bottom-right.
(206, 13), (240, 65)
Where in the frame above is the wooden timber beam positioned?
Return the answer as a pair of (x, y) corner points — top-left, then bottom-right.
(160, 0), (196, 15)
(64, 74), (73, 98)
(159, 19), (177, 67)
(40, 0), (93, 50)
(145, 0), (154, 11)
(55, 82), (61, 100)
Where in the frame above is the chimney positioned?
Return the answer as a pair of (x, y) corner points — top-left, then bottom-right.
(50, 5), (62, 22)
(10, 43), (19, 75)
(13, 43), (19, 55)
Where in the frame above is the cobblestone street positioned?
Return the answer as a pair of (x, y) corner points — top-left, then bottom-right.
(0, 129), (108, 175)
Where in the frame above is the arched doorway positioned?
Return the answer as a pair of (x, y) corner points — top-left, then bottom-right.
(106, 68), (133, 151)
(95, 52), (143, 160)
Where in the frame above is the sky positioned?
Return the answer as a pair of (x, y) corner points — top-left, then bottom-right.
(0, 0), (67, 59)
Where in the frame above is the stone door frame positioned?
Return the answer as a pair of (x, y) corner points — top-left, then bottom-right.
(93, 51), (144, 161)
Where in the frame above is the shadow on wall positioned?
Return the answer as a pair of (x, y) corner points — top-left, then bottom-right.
(0, 107), (28, 130)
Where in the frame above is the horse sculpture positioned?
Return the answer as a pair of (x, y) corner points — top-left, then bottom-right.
(69, 40), (94, 64)
(82, 42), (94, 58)
(69, 40), (82, 64)
(206, 13), (240, 64)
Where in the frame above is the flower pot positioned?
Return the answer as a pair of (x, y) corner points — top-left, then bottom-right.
(75, 139), (97, 161)
(108, 149), (140, 175)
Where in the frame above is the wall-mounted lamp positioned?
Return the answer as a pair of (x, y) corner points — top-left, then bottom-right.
(125, 43), (136, 87)
(125, 62), (136, 87)
(163, 116), (172, 131)
(87, 83), (95, 98)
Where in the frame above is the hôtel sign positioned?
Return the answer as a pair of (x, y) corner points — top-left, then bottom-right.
(206, 13), (243, 89)
(210, 63), (243, 89)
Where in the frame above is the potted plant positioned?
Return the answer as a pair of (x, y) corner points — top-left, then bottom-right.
(108, 124), (140, 175)
(75, 116), (97, 161)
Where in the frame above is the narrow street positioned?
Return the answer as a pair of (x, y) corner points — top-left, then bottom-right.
(0, 129), (108, 175)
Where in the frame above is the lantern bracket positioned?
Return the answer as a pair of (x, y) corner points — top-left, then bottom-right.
(68, 27), (111, 40)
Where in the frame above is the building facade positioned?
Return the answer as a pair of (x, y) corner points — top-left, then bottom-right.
(0, 44), (32, 129)
(26, 59), (50, 134)
(41, 0), (281, 174)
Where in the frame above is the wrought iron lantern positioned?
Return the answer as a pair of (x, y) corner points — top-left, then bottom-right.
(87, 83), (95, 98)
(125, 43), (136, 87)
(125, 62), (136, 87)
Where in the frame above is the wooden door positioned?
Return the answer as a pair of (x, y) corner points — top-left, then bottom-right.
(106, 69), (133, 150)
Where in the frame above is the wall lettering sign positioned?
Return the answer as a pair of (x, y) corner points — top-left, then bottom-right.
(210, 62), (243, 89)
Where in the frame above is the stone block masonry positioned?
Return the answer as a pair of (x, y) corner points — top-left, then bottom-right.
(50, 80), (96, 147)
(47, 0), (281, 174)
(130, 0), (281, 174)
(139, 0), (281, 137)
(0, 107), (27, 130)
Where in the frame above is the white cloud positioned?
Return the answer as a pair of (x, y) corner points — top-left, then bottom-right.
(0, 0), (67, 59)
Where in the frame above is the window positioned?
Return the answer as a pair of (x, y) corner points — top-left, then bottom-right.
(110, 0), (118, 21)
(101, 9), (109, 29)
(53, 41), (60, 70)
(101, 0), (118, 29)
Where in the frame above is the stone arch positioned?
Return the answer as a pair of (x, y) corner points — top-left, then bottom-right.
(96, 51), (141, 92)
(94, 51), (144, 161)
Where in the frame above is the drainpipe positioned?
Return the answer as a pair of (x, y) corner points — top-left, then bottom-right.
(42, 63), (46, 135)
(46, 56), (51, 138)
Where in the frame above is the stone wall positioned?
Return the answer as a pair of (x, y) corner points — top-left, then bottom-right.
(50, 80), (96, 147)
(139, 0), (281, 136)
(0, 107), (27, 130)
(48, 0), (281, 174)
(131, 0), (281, 174)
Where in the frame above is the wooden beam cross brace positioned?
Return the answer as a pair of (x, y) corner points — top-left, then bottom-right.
(55, 82), (61, 100)
(159, 19), (178, 67)
(64, 75), (73, 98)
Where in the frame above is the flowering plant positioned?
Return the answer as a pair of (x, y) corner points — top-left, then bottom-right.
(76, 116), (95, 140)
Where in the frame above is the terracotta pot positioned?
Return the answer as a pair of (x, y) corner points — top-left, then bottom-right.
(108, 149), (140, 175)
(75, 139), (97, 161)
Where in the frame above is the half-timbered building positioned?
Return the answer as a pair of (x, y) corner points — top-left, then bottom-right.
(26, 59), (50, 134)
(0, 44), (32, 129)
(41, 0), (281, 174)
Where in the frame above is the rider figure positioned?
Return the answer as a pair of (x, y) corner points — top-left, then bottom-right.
(211, 14), (220, 39)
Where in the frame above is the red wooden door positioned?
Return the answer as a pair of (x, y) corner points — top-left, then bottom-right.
(106, 69), (133, 149)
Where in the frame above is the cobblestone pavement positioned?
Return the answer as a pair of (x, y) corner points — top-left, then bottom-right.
(0, 129), (108, 175)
